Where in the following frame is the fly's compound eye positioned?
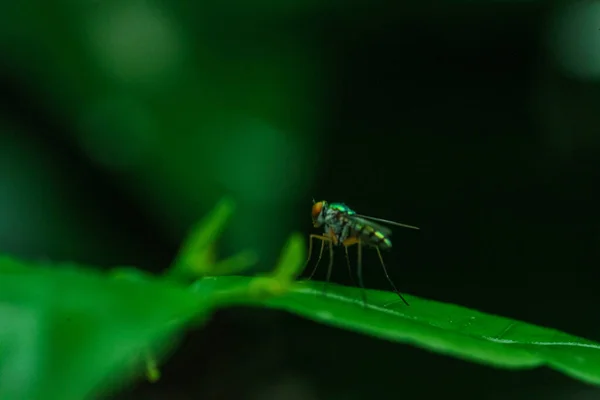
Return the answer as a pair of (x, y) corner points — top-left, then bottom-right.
(311, 201), (324, 219)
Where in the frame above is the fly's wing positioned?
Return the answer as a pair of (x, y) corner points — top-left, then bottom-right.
(353, 213), (420, 230)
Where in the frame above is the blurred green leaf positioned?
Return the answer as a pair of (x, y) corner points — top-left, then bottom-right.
(191, 276), (600, 387)
(270, 232), (305, 283)
(0, 257), (204, 400)
(190, 233), (305, 303)
(166, 197), (237, 279)
(144, 351), (161, 383)
(209, 249), (259, 276)
(247, 233), (305, 298)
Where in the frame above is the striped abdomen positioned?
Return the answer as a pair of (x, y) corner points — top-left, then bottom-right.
(348, 218), (393, 250)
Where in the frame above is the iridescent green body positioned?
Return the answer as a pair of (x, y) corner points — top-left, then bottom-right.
(308, 199), (418, 307)
(324, 203), (393, 249)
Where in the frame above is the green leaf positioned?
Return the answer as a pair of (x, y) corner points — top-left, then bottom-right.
(0, 257), (205, 400)
(191, 276), (600, 387)
(209, 249), (259, 277)
(271, 232), (306, 283)
(166, 197), (236, 279)
(190, 233), (306, 304)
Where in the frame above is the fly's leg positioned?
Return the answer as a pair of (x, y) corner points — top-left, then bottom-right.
(322, 238), (334, 296)
(340, 237), (367, 307)
(343, 246), (358, 287)
(356, 240), (367, 308)
(375, 247), (409, 306)
(344, 246), (365, 306)
(305, 234), (331, 280)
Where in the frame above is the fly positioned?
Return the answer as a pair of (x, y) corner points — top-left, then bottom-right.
(304, 199), (419, 306)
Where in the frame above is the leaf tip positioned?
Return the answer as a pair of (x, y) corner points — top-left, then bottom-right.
(272, 233), (306, 282)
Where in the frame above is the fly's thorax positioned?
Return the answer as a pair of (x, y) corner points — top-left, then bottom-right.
(314, 202), (362, 246)
(322, 214), (359, 246)
(322, 206), (342, 226)
(322, 220), (346, 246)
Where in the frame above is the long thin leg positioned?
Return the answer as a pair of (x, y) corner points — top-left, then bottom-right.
(357, 240), (367, 308)
(304, 235), (331, 281)
(375, 247), (409, 306)
(305, 234), (330, 280)
(303, 233), (317, 278)
(322, 239), (334, 295)
(343, 246), (358, 287)
(345, 245), (366, 307)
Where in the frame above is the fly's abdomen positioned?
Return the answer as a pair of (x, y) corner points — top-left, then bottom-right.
(352, 221), (392, 250)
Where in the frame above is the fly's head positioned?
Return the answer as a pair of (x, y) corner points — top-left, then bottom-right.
(311, 200), (329, 228)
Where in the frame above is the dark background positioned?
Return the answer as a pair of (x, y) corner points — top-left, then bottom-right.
(1, 1), (599, 399)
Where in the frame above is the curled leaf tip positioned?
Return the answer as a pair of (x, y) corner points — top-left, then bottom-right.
(208, 249), (259, 276)
(145, 353), (161, 383)
(167, 197), (238, 279)
(146, 366), (161, 383)
(272, 233), (306, 282)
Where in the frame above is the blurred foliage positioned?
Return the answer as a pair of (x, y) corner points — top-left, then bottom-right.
(1, 0), (600, 398)
(0, 256), (201, 400)
(0, 199), (307, 399)
(0, 0), (323, 270)
(4, 197), (600, 399)
(166, 197), (258, 280)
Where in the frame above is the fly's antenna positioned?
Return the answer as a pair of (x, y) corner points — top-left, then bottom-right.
(354, 214), (420, 230)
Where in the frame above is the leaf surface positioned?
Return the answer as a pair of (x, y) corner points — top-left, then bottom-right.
(0, 257), (204, 400)
(193, 276), (600, 386)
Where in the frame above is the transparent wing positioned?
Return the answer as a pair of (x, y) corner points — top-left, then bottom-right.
(353, 213), (420, 230)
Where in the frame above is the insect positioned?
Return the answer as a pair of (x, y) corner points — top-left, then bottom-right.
(304, 199), (419, 306)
